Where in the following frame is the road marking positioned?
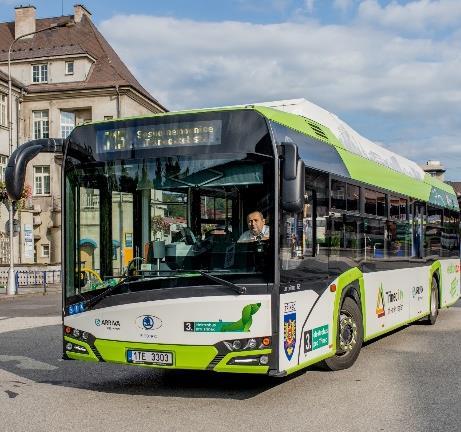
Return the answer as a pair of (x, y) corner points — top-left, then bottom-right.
(0, 355), (58, 371)
(0, 316), (60, 334)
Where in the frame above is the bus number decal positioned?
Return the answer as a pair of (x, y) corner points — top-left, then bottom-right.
(303, 324), (329, 354)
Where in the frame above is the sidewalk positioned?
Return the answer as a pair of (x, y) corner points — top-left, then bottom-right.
(0, 284), (61, 300)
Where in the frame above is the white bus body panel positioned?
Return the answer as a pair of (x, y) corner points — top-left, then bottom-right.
(279, 288), (335, 371)
(64, 295), (271, 345)
(278, 258), (460, 372)
(363, 267), (429, 338)
(439, 259), (461, 307)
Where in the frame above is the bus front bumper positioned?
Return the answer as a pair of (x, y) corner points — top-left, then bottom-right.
(63, 335), (271, 374)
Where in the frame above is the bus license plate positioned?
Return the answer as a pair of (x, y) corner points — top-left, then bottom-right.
(127, 350), (174, 366)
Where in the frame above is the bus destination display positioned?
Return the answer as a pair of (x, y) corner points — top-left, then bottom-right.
(97, 120), (222, 152)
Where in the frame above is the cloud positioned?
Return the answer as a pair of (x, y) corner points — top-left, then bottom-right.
(304, 0), (316, 13)
(99, 13), (461, 178)
(358, 0), (461, 32)
(333, 0), (355, 13)
(100, 15), (461, 113)
(236, 0), (293, 14)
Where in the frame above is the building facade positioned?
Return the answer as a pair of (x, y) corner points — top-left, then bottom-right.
(0, 4), (166, 267)
(0, 70), (24, 265)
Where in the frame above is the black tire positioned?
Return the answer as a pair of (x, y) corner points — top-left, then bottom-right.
(322, 297), (363, 371)
(426, 277), (439, 325)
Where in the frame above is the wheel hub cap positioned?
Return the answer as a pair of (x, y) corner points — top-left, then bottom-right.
(339, 315), (357, 352)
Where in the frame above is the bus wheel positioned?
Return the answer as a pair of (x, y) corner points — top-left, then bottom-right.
(322, 297), (363, 371)
(426, 277), (439, 325)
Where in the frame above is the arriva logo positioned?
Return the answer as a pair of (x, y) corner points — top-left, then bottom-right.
(136, 315), (162, 331)
(95, 318), (120, 327)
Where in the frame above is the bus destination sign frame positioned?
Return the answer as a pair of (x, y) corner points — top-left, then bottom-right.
(97, 120), (222, 153)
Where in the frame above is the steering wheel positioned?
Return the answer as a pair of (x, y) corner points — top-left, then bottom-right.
(125, 257), (144, 276)
(80, 268), (103, 291)
(173, 227), (198, 245)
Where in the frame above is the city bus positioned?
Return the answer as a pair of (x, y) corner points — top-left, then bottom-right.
(6, 98), (460, 376)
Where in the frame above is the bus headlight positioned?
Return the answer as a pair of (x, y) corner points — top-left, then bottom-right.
(222, 337), (271, 351)
(63, 326), (94, 343)
(232, 340), (241, 350)
(246, 338), (257, 349)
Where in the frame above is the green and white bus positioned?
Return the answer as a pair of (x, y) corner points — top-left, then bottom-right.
(6, 98), (460, 376)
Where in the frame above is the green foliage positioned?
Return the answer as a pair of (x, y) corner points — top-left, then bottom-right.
(0, 181), (32, 209)
(152, 215), (171, 238)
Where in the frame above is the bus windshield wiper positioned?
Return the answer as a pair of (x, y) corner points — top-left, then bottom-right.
(198, 271), (246, 295)
(82, 276), (128, 311)
(158, 269), (246, 295)
(69, 270), (246, 314)
(165, 269), (246, 295)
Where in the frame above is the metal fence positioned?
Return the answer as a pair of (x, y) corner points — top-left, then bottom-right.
(0, 269), (61, 294)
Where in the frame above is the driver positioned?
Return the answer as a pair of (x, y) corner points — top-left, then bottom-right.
(238, 211), (269, 243)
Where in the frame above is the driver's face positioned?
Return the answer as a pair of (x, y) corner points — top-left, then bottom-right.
(247, 212), (265, 235)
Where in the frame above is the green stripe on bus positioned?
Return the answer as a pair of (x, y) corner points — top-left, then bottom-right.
(364, 313), (429, 341)
(424, 173), (456, 194)
(285, 351), (334, 375)
(254, 106), (341, 147)
(336, 148), (431, 201)
(332, 267), (366, 351)
(64, 336), (99, 362)
(429, 261), (442, 308)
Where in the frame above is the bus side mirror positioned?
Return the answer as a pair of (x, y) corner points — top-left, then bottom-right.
(5, 138), (64, 201)
(281, 142), (305, 213)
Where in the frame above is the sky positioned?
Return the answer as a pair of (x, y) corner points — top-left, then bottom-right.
(1, 0), (460, 180)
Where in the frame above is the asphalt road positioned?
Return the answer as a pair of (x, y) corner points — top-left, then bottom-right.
(1, 292), (460, 432)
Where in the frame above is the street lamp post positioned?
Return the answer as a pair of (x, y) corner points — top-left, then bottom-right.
(6, 21), (71, 296)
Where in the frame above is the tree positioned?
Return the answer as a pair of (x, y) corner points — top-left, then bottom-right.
(0, 181), (32, 210)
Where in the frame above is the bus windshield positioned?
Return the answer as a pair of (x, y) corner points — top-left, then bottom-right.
(65, 153), (275, 301)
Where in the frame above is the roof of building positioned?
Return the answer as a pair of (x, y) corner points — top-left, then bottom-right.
(0, 13), (167, 110)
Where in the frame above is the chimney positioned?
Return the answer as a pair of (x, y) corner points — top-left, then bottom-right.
(74, 4), (92, 23)
(15, 5), (36, 39)
(421, 160), (446, 181)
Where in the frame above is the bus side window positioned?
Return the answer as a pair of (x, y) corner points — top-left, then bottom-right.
(280, 210), (305, 271)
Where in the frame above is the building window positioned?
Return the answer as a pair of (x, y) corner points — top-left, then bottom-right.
(34, 166), (50, 195)
(41, 244), (50, 258)
(32, 64), (48, 83)
(65, 61), (74, 75)
(0, 94), (6, 127)
(60, 111), (75, 138)
(33, 110), (49, 139)
(0, 155), (7, 182)
(104, 116), (113, 120)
